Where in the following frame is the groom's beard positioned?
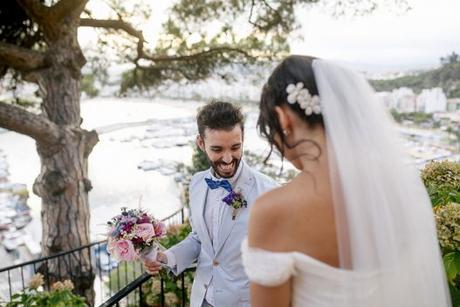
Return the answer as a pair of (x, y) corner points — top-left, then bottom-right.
(206, 154), (241, 179)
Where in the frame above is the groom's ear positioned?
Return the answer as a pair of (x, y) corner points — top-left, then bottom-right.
(196, 135), (205, 152)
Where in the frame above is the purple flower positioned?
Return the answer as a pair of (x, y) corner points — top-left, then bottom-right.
(137, 213), (151, 224)
(122, 222), (135, 233)
(222, 192), (237, 206)
(222, 191), (247, 209)
(121, 216), (137, 223)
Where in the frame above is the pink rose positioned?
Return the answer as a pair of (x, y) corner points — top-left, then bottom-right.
(110, 239), (137, 261)
(135, 223), (155, 241)
(154, 221), (166, 237)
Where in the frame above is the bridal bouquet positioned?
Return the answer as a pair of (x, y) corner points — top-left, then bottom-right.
(106, 207), (166, 262)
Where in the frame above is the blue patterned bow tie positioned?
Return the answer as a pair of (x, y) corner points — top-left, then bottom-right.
(205, 178), (233, 192)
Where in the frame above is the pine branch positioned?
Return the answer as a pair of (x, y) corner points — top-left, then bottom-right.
(0, 101), (62, 144)
(0, 42), (48, 72)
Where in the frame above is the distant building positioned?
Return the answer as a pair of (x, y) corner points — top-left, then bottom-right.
(392, 87), (417, 112)
(416, 88), (447, 113)
(434, 111), (460, 127)
(376, 92), (395, 109)
(447, 98), (460, 112)
(377, 87), (452, 114)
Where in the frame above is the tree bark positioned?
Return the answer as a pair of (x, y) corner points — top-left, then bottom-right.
(2, 1), (99, 303)
(1, 1), (97, 304)
(28, 24), (97, 305)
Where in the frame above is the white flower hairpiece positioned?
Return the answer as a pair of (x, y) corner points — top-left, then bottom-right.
(286, 82), (321, 116)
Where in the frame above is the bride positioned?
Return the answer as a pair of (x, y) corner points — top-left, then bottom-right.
(241, 55), (451, 307)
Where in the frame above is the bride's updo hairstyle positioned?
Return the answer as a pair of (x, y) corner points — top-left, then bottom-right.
(258, 55), (324, 161)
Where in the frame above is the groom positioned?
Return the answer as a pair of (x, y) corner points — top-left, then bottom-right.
(144, 101), (277, 307)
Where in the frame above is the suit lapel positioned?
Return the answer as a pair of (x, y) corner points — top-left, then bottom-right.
(215, 165), (255, 255)
(192, 171), (214, 254)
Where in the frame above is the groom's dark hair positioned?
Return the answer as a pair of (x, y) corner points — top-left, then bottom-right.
(197, 101), (245, 137)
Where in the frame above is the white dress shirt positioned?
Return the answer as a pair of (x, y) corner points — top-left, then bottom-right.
(165, 161), (244, 306)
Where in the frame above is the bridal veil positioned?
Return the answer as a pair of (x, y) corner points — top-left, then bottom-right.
(312, 59), (451, 306)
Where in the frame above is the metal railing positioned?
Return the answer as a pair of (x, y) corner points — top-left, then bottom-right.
(99, 267), (195, 307)
(0, 207), (189, 306)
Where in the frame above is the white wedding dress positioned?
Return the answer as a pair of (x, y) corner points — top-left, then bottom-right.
(241, 59), (451, 307)
(241, 238), (382, 307)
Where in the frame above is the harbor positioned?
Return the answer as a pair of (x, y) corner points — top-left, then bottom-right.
(0, 97), (458, 270)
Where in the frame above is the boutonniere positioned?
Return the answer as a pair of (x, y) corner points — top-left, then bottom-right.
(222, 188), (247, 220)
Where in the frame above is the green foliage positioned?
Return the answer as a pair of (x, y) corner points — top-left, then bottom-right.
(436, 204), (460, 252)
(190, 146), (210, 173)
(120, 0), (311, 93)
(142, 222), (194, 307)
(160, 222), (192, 249)
(6, 274), (87, 307)
(13, 97), (37, 108)
(0, 1), (45, 77)
(444, 252), (460, 282)
(81, 74), (99, 98)
(390, 110), (434, 125)
(450, 282), (460, 307)
(6, 289), (87, 307)
(371, 57), (460, 98)
(443, 249), (460, 306)
(422, 161), (460, 305)
(421, 161), (460, 207)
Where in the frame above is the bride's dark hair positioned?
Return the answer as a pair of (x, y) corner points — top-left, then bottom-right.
(258, 55), (324, 162)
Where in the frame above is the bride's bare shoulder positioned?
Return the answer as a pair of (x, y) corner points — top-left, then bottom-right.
(248, 173), (332, 252)
(251, 171), (329, 216)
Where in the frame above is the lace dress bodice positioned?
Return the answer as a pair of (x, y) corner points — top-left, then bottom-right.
(241, 238), (382, 307)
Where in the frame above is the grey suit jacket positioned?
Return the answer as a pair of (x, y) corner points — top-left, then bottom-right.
(168, 161), (277, 307)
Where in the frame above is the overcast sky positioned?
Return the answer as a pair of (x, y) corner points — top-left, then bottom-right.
(79, 0), (460, 74)
(291, 0), (460, 73)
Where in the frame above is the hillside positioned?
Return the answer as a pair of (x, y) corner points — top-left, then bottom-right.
(370, 61), (460, 98)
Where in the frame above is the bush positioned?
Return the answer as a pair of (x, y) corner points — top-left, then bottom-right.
(422, 161), (460, 306)
(5, 273), (87, 307)
(141, 222), (194, 307)
(190, 146), (209, 173)
(81, 74), (99, 98)
(436, 203), (460, 252)
(421, 161), (460, 207)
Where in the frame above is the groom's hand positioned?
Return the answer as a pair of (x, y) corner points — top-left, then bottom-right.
(144, 252), (167, 275)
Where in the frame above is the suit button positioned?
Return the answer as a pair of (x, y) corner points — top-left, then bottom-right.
(213, 260), (219, 266)
(204, 284), (208, 289)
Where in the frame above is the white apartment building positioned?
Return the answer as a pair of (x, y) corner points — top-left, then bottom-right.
(416, 88), (447, 113)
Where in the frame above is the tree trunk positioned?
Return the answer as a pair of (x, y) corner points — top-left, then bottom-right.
(31, 31), (98, 305)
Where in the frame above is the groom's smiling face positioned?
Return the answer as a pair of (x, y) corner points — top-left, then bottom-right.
(197, 125), (243, 178)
